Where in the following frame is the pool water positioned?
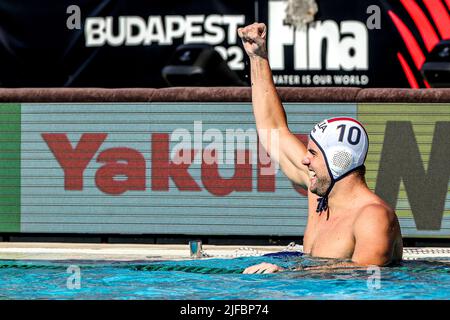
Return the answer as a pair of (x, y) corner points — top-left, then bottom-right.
(0, 255), (449, 299)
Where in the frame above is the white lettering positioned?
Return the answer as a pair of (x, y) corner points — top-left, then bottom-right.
(83, 14), (247, 72)
(144, 16), (166, 45)
(204, 15), (225, 45)
(125, 16), (147, 46)
(85, 17), (106, 47)
(165, 15), (186, 45)
(294, 27), (308, 70)
(106, 16), (126, 47)
(339, 21), (368, 70)
(203, 129), (224, 165)
(268, 1), (369, 71)
(309, 21), (340, 70)
(171, 128), (192, 165)
(66, 265), (81, 289)
(268, 1), (293, 70)
(223, 15), (245, 44)
(184, 15), (205, 43)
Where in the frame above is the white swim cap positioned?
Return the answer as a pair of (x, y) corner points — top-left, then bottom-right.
(309, 117), (369, 212)
(310, 117), (369, 180)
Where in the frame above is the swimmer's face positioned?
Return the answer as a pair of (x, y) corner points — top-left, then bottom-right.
(302, 140), (331, 196)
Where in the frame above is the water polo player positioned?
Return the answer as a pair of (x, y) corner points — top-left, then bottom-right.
(238, 23), (403, 273)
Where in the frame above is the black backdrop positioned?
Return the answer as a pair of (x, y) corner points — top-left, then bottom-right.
(0, 0), (448, 88)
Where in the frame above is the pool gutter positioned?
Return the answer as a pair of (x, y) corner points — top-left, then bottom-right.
(0, 243), (449, 262)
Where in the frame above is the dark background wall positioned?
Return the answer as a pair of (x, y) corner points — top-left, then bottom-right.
(0, 0), (448, 88)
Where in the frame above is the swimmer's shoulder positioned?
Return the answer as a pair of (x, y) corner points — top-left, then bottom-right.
(360, 190), (395, 216)
(355, 197), (403, 262)
(354, 198), (399, 233)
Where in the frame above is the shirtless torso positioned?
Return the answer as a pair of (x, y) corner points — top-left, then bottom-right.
(304, 190), (403, 263)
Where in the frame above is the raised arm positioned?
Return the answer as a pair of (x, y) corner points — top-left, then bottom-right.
(238, 23), (310, 189)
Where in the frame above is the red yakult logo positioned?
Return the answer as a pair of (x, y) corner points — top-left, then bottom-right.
(42, 126), (308, 197)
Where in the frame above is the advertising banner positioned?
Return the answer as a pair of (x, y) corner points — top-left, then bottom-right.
(0, 102), (448, 237)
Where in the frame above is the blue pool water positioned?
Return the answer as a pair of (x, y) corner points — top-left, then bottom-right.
(0, 255), (449, 300)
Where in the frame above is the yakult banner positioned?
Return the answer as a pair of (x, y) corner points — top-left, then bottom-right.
(0, 103), (449, 237)
(0, 0), (449, 88)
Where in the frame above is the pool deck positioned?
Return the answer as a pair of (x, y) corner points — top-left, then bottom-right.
(0, 242), (449, 262)
(0, 242), (286, 261)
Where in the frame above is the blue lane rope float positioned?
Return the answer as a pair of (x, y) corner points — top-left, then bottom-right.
(1, 257), (447, 275)
(0, 262), (244, 274)
(131, 264), (244, 274)
(0, 263), (95, 270)
(1, 263), (449, 274)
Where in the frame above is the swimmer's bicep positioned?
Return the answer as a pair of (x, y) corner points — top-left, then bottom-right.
(279, 161), (309, 188)
(351, 207), (396, 266)
(277, 129), (310, 188)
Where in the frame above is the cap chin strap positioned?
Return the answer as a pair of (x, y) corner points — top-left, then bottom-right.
(316, 182), (334, 214)
(315, 165), (364, 214)
(316, 181), (334, 213)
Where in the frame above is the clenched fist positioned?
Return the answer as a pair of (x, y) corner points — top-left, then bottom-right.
(237, 23), (268, 59)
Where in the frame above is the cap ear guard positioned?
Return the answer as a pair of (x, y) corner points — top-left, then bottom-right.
(327, 146), (354, 179)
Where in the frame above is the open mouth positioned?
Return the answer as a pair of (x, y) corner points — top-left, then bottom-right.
(309, 170), (317, 182)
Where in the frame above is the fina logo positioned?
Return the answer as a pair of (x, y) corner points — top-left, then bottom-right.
(268, 1), (369, 71)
